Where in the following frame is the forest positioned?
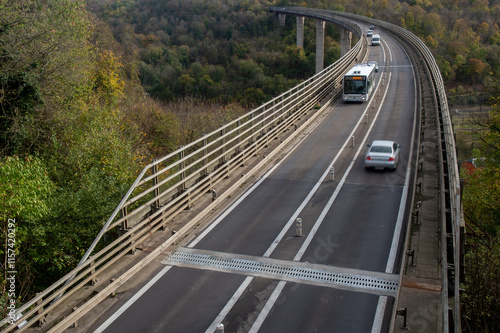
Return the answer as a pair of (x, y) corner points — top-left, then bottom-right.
(1, 0), (499, 331)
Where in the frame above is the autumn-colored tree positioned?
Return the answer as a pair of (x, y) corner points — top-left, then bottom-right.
(0, 0), (93, 154)
(93, 50), (125, 105)
(461, 82), (500, 332)
(467, 58), (488, 84)
(0, 0), (147, 302)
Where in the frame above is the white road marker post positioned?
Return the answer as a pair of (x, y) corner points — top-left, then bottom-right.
(295, 218), (303, 237)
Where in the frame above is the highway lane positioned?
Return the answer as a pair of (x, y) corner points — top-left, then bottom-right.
(93, 22), (416, 333)
(247, 27), (416, 333)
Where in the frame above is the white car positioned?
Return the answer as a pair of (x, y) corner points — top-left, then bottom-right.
(364, 140), (401, 170)
(366, 30), (373, 37)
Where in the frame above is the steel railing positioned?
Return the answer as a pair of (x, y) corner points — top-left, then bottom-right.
(2, 14), (366, 333)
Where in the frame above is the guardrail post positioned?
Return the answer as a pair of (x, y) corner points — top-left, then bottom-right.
(250, 113), (255, 143)
(271, 100), (277, 127)
(236, 120), (241, 152)
(202, 134), (208, 175)
(129, 230), (137, 255)
(152, 159), (160, 210)
(120, 205), (128, 232)
(396, 308), (409, 330)
(412, 209), (420, 224)
(89, 260), (97, 285)
(264, 112), (269, 147)
(179, 148), (186, 191)
(406, 249), (415, 266)
(72, 307), (78, 328)
(37, 293), (47, 327)
(220, 129), (226, 164)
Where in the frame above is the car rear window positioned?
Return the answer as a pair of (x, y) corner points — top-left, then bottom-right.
(371, 146), (392, 153)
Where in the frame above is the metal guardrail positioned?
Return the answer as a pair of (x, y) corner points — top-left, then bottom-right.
(2, 15), (366, 333)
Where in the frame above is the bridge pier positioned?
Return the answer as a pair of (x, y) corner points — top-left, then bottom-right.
(315, 20), (325, 73)
(296, 16), (304, 48)
(278, 13), (352, 73)
(340, 28), (352, 56)
(278, 13), (286, 26)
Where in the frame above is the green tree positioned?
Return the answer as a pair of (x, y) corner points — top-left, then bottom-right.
(461, 239), (500, 332)
(0, 0), (93, 154)
(460, 83), (500, 332)
(0, 156), (54, 315)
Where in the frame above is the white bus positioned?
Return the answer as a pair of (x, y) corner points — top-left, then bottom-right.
(342, 63), (377, 102)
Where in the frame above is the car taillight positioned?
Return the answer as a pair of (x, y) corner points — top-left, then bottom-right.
(366, 156), (371, 160)
(388, 157), (395, 162)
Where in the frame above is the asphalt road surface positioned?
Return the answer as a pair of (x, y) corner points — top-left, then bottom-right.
(91, 22), (416, 333)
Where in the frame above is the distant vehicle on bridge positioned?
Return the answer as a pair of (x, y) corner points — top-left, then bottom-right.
(342, 63), (377, 102)
(371, 34), (381, 46)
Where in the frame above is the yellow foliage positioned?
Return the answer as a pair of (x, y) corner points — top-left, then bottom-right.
(93, 50), (125, 103)
(426, 35), (439, 49)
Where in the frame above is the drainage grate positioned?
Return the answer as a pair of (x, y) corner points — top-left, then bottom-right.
(165, 249), (398, 296)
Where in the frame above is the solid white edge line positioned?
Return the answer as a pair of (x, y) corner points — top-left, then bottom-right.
(371, 296), (388, 333)
(248, 281), (287, 333)
(384, 47), (417, 275)
(93, 266), (173, 333)
(373, 36), (418, 332)
(385, 184), (409, 273)
(204, 276), (254, 333)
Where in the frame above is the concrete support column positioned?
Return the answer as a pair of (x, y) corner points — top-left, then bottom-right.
(296, 16), (304, 48)
(340, 28), (352, 56)
(278, 13), (286, 26)
(315, 20), (325, 73)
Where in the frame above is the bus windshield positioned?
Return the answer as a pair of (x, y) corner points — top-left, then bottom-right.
(343, 76), (367, 94)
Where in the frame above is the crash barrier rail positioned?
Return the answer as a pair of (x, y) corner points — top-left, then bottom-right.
(2, 14), (366, 333)
(277, 8), (463, 332)
(386, 21), (463, 333)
